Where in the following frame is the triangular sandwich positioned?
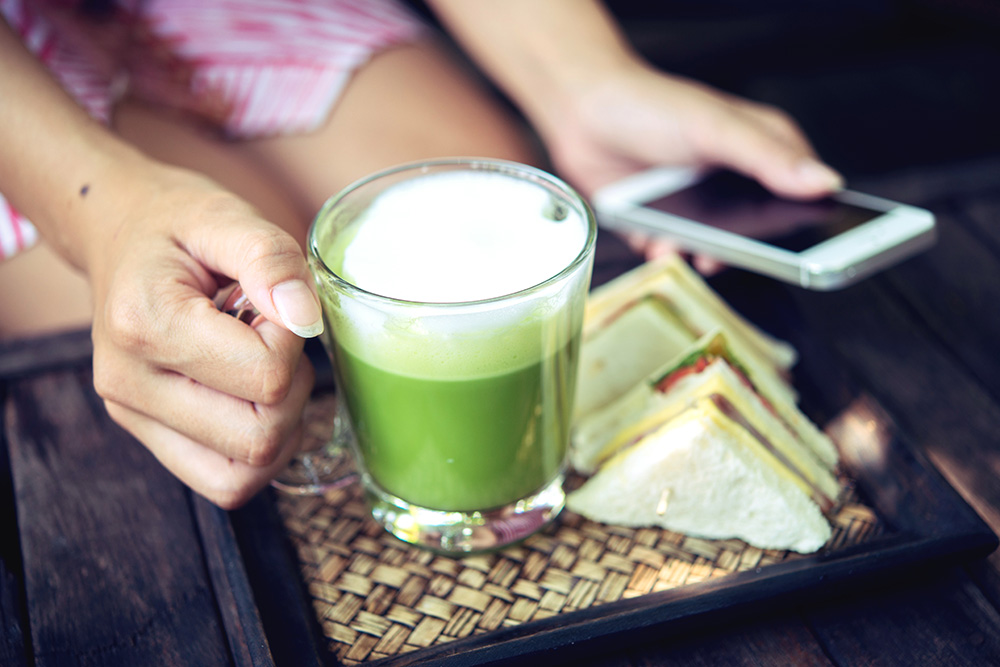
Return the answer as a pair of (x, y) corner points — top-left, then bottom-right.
(566, 396), (835, 553)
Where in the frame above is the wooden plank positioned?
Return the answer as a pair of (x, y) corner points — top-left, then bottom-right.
(779, 239), (1000, 540)
(0, 389), (30, 667)
(878, 193), (1000, 398)
(959, 187), (1000, 248)
(612, 615), (832, 667)
(848, 156), (1000, 213)
(807, 568), (1000, 665)
(192, 497), (275, 667)
(0, 329), (92, 381)
(5, 367), (232, 666)
(0, 564), (29, 667)
(227, 491), (328, 667)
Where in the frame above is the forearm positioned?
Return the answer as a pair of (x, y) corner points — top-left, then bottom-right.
(0, 21), (158, 273)
(426, 0), (640, 134)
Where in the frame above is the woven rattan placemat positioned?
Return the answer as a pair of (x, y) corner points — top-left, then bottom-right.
(276, 393), (883, 666)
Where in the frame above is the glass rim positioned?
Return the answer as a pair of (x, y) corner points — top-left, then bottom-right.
(306, 157), (597, 308)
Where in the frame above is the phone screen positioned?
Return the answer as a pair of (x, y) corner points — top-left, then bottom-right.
(643, 170), (882, 252)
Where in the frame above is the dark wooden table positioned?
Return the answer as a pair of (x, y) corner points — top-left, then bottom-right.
(4, 153), (1000, 666)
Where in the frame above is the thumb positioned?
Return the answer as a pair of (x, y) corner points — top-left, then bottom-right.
(186, 211), (324, 339)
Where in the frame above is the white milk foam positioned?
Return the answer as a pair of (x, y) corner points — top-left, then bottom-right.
(339, 171), (588, 303)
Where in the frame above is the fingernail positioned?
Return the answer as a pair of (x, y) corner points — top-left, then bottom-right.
(272, 280), (324, 338)
(797, 159), (844, 191)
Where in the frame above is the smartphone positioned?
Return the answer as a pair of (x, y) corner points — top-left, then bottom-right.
(592, 167), (936, 290)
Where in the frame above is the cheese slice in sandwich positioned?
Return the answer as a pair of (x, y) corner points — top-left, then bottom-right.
(576, 255), (797, 419)
(566, 396), (834, 553)
(572, 331), (840, 511)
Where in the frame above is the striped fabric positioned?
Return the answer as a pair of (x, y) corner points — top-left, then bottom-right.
(0, 0), (427, 259)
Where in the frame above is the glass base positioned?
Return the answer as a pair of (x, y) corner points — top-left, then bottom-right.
(366, 472), (566, 555)
(271, 446), (357, 496)
(272, 404), (358, 496)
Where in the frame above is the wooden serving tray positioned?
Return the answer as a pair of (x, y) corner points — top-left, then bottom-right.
(259, 389), (993, 666)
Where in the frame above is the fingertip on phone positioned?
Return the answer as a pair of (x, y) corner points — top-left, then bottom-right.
(796, 159), (845, 193)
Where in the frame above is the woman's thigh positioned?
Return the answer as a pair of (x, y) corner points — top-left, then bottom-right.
(240, 38), (542, 217)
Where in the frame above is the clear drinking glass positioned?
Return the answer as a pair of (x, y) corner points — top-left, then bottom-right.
(217, 285), (358, 496)
(303, 158), (595, 554)
(269, 398), (357, 495)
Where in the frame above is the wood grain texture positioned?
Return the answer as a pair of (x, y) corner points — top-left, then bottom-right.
(0, 398), (29, 667)
(4, 369), (232, 666)
(193, 497), (276, 667)
(0, 330), (92, 381)
(806, 569), (1000, 666)
(229, 491), (330, 667)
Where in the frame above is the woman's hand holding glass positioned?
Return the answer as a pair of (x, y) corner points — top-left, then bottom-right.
(86, 166), (323, 509)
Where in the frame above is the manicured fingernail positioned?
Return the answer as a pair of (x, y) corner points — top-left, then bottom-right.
(797, 159), (844, 191)
(272, 280), (324, 338)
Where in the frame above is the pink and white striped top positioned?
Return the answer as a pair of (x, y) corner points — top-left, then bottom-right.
(0, 0), (427, 259)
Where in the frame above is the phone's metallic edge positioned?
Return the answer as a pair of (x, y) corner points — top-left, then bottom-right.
(593, 174), (937, 291)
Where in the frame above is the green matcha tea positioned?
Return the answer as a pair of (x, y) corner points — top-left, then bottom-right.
(308, 160), (595, 549)
(331, 330), (580, 511)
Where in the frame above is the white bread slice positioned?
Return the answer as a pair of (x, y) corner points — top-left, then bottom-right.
(566, 400), (833, 553)
(585, 255), (797, 374)
(574, 296), (696, 420)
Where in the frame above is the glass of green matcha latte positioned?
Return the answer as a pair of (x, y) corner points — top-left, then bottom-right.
(305, 158), (596, 554)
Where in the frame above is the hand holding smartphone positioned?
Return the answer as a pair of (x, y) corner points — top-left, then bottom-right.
(593, 167), (936, 290)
